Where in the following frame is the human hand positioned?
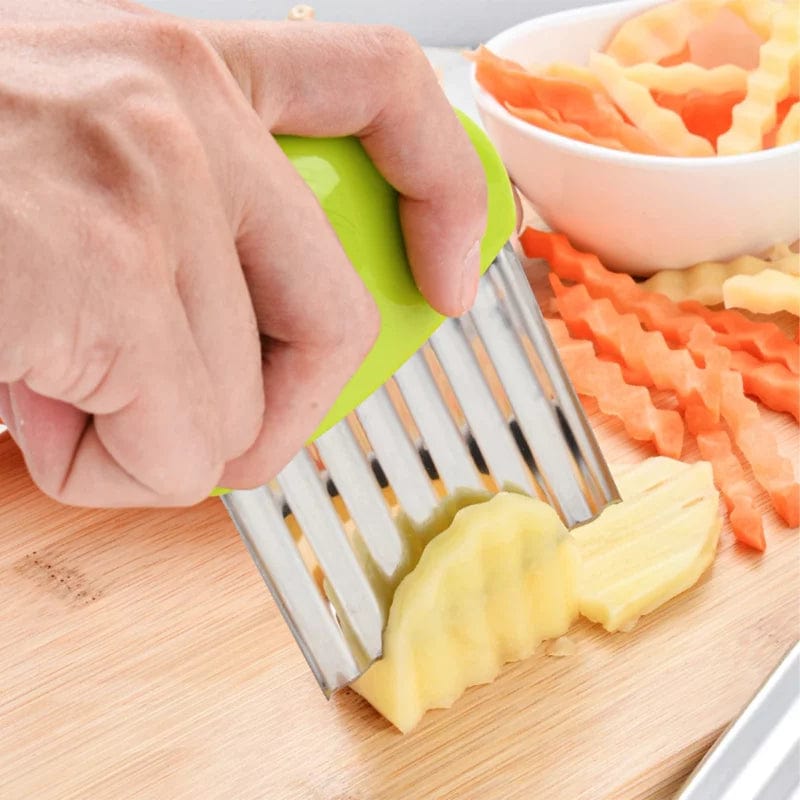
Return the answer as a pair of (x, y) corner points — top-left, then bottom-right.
(0, 0), (487, 506)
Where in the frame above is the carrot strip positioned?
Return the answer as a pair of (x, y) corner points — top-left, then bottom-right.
(469, 47), (624, 123)
(547, 319), (685, 457)
(684, 402), (766, 551)
(729, 350), (800, 420)
(680, 301), (800, 374)
(550, 276), (722, 419)
(504, 105), (627, 151)
(690, 327), (800, 527)
(653, 89), (747, 146)
(469, 47), (664, 154)
(520, 228), (800, 373)
(526, 228), (799, 526)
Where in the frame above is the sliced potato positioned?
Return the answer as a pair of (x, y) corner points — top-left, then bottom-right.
(352, 457), (721, 732)
(351, 493), (579, 733)
(573, 457), (721, 632)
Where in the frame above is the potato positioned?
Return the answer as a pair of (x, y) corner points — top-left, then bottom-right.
(351, 493), (579, 733)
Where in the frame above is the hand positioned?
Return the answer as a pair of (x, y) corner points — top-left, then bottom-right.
(0, 1), (487, 507)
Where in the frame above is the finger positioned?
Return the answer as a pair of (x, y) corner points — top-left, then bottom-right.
(201, 21), (488, 316)
(0, 384), (15, 439)
(220, 134), (380, 488)
(16, 299), (224, 507)
(173, 182), (265, 463)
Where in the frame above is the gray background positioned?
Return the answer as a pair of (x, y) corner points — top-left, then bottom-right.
(141, 1), (600, 46)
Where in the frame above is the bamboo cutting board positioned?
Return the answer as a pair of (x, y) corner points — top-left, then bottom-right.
(1, 278), (798, 800)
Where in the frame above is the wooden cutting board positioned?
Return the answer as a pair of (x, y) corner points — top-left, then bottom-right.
(1, 268), (798, 800)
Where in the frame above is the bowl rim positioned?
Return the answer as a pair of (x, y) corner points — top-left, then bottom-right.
(470, 0), (800, 169)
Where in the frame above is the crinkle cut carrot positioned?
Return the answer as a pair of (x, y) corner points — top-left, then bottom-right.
(680, 301), (800, 374)
(470, 47), (664, 155)
(467, 46), (550, 110)
(653, 89), (746, 146)
(469, 46), (624, 123)
(550, 276), (722, 419)
(520, 228), (800, 373)
(689, 326), (800, 527)
(729, 350), (800, 420)
(504, 105), (627, 151)
(505, 104), (663, 155)
(684, 402), (766, 551)
(547, 318), (685, 458)
(526, 227), (799, 526)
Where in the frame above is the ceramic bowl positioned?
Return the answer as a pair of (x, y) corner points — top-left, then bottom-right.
(470, 0), (800, 275)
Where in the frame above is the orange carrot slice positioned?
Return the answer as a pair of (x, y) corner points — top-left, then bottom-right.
(550, 276), (722, 419)
(680, 301), (800, 374)
(469, 46), (622, 121)
(690, 326), (800, 527)
(468, 47), (557, 112)
(553, 271), (798, 527)
(684, 402), (766, 551)
(729, 350), (800, 419)
(469, 47), (664, 154)
(548, 318), (685, 458)
(653, 89), (747, 145)
(520, 228), (800, 373)
(504, 105), (627, 151)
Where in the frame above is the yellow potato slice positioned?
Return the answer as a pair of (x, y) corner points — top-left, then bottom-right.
(777, 102), (800, 147)
(589, 51), (714, 156)
(573, 458), (721, 632)
(351, 493), (579, 733)
(352, 458), (721, 732)
(723, 269), (800, 315)
(641, 249), (800, 305)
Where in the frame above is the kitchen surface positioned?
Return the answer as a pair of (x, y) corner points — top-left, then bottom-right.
(2, 388), (797, 800)
(2, 1), (799, 798)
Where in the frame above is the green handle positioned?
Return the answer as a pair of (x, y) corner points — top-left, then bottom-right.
(214, 111), (515, 494)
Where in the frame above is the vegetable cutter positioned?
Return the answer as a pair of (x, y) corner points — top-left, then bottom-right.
(221, 113), (619, 696)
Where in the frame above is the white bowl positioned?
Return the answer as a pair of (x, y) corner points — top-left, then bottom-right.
(470, 0), (800, 275)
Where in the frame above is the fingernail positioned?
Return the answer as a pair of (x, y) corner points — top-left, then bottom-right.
(460, 239), (482, 312)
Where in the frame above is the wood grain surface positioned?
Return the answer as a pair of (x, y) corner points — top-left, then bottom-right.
(1, 260), (798, 800)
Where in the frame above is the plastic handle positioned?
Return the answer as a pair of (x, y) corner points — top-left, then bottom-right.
(213, 111), (515, 494)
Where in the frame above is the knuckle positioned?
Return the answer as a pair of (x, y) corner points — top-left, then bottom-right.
(120, 96), (204, 174)
(136, 16), (216, 74)
(368, 25), (424, 65)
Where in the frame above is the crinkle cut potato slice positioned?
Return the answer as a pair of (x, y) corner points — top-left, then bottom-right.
(572, 458), (722, 633)
(351, 459), (722, 733)
(351, 493), (580, 734)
